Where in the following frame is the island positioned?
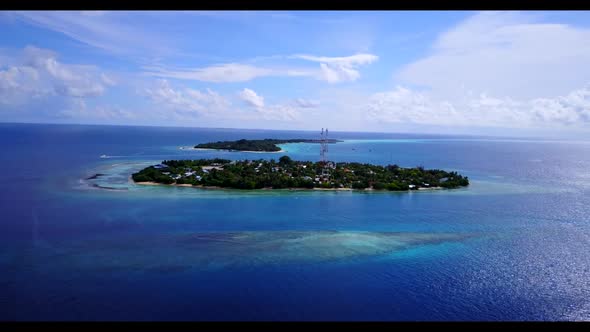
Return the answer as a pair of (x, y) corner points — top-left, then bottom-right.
(194, 138), (342, 152)
(131, 156), (469, 191)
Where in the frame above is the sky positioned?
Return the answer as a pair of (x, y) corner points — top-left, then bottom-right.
(1, 10), (590, 137)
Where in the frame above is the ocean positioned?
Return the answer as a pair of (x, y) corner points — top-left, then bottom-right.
(1, 122), (589, 321)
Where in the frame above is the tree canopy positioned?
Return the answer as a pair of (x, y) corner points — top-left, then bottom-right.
(195, 138), (341, 152)
(132, 157), (469, 191)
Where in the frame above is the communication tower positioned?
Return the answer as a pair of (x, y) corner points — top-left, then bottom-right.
(320, 128), (329, 163)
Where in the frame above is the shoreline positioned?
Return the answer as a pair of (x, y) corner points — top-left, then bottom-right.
(417, 186), (443, 191)
(134, 181), (444, 192)
(181, 147), (286, 153)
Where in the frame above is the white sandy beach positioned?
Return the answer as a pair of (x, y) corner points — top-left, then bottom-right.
(133, 181), (443, 192)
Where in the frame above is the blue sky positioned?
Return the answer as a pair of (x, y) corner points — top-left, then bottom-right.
(1, 11), (590, 137)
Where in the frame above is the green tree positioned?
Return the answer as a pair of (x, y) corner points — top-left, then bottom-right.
(279, 155), (293, 165)
(352, 180), (369, 190)
(372, 182), (386, 190)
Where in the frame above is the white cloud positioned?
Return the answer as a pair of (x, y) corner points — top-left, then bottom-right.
(143, 82), (307, 122)
(293, 98), (319, 108)
(0, 46), (109, 105)
(367, 86), (462, 126)
(371, 12), (590, 131)
(294, 53), (378, 83)
(144, 79), (230, 115)
(367, 85), (590, 129)
(10, 11), (177, 58)
(396, 12), (590, 100)
(185, 88), (229, 110)
(27, 45), (107, 98)
(144, 53), (378, 84)
(238, 88), (304, 121)
(530, 87), (590, 125)
(145, 63), (276, 83)
(144, 63), (318, 83)
(238, 88), (265, 108)
(0, 66), (46, 105)
(294, 53), (378, 66)
(100, 73), (116, 86)
(258, 104), (299, 121)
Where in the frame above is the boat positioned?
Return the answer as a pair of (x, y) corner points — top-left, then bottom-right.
(100, 154), (109, 158)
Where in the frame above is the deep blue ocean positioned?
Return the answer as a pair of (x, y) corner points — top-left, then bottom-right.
(1, 123), (590, 321)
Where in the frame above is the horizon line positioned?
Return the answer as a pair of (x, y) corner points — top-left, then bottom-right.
(0, 120), (578, 142)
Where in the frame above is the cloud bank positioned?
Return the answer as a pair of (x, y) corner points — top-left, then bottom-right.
(144, 53), (378, 84)
(367, 85), (590, 128)
(1, 46), (110, 106)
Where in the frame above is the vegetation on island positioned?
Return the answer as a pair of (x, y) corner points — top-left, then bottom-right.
(132, 156), (469, 191)
(195, 138), (342, 152)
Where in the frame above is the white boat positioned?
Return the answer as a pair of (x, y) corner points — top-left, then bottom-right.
(100, 154), (109, 158)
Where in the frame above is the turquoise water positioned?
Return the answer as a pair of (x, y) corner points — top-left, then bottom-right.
(1, 123), (590, 321)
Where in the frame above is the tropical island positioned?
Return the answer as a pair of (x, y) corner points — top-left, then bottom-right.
(194, 138), (342, 152)
(131, 157), (469, 191)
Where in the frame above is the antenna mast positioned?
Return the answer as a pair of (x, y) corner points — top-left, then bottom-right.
(320, 128), (328, 163)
